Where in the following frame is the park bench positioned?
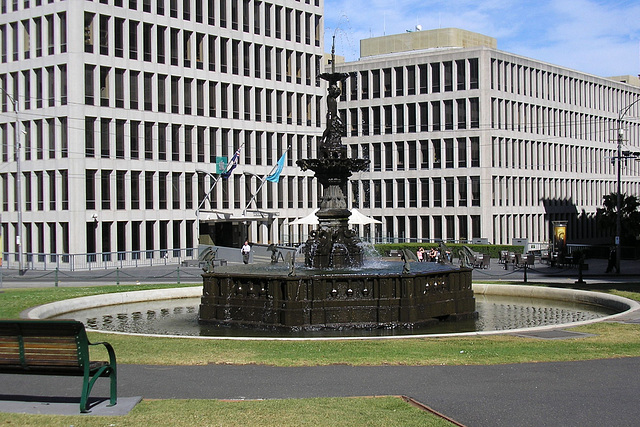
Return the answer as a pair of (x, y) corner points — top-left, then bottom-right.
(0, 319), (117, 413)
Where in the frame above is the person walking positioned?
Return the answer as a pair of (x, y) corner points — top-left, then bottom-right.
(241, 240), (251, 264)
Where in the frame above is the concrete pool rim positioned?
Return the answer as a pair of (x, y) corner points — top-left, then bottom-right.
(20, 284), (640, 341)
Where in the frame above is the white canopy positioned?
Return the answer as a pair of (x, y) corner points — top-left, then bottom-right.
(290, 208), (319, 225)
(349, 209), (382, 225)
(290, 209), (381, 226)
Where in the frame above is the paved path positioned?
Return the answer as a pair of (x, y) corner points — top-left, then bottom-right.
(3, 358), (640, 426)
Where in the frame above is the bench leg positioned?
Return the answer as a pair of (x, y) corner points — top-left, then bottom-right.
(109, 368), (117, 407)
(80, 375), (91, 413)
(81, 367), (117, 413)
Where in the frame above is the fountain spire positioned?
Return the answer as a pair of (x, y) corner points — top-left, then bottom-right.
(297, 43), (369, 269)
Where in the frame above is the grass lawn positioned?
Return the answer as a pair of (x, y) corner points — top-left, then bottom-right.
(0, 397), (451, 427)
(1, 282), (639, 425)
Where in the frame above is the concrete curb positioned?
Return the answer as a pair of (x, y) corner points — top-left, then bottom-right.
(21, 284), (640, 340)
(21, 286), (202, 319)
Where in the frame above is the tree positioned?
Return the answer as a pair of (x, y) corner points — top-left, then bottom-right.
(596, 193), (640, 245)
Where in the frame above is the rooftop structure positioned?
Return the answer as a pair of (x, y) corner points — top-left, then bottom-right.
(360, 28), (497, 58)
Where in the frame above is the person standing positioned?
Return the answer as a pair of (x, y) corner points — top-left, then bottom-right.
(241, 240), (251, 264)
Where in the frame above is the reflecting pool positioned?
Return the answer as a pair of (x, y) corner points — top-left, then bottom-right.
(54, 293), (618, 338)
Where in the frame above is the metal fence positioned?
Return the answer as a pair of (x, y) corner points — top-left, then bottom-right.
(1, 248), (198, 272)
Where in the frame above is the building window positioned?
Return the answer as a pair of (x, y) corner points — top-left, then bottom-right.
(85, 117), (95, 157)
(129, 20), (138, 60)
(469, 58), (479, 89)
(131, 171), (140, 209)
(471, 137), (480, 167)
(101, 170), (111, 209)
(431, 63), (440, 92)
(100, 118), (110, 158)
(115, 68), (124, 108)
(157, 25), (165, 63)
(171, 76), (180, 113)
(144, 121), (153, 159)
(85, 170), (96, 209)
(471, 176), (480, 206)
(99, 66), (109, 107)
(458, 177), (467, 207)
(145, 171), (154, 209)
(99, 15), (109, 55)
(84, 65), (94, 105)
(170, 28), (179, 66)
(130, 71), (139, 109)
(143, 23), (152, 61)
(84, 13), (94, 53)
(144, 72), (153, 111)
(114, 18), (124, 57)
(59, 12), (67, 53)
(130, 120), (140, 159)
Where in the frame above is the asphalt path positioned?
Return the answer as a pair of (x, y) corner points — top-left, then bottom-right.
(2, 358), (640, 426)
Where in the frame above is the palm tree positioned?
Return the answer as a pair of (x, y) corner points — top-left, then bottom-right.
(596, 193), (640, 245)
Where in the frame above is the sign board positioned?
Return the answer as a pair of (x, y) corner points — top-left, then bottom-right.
(512, 238), (528, 247)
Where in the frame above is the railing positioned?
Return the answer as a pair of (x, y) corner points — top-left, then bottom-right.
(1, 248), (198, 272)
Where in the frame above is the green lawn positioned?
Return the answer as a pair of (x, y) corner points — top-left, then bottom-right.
(0, 397), (452, 427)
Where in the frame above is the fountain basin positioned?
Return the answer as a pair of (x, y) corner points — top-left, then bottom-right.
(23, 285), (639, 339)
(199, 263), (475, 330)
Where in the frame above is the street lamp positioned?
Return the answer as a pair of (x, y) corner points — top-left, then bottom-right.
(615, 98), (640, 274)
(0, 88), (24, 274)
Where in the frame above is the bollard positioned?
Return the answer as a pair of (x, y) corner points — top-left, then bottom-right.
(177, 266), (180, 284)
(523, 263), (528, 283)
(116, 267), (120, 285)
(55, 268), (59, 287)
(575, 261), (586, 285)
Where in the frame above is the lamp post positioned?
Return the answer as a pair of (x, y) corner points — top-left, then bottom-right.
(615, 98), (640, 274)
(0, 88), (23, 274)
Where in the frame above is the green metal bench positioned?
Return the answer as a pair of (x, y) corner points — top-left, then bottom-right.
(0, 319), (117, 413)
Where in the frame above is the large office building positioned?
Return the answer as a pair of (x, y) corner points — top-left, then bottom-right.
(335, 28), (640, 246)
(0, 0), (326, 268)
(1, 2), (639, 270)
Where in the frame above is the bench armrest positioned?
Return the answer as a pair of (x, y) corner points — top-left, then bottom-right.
(88, 340), (117, 367)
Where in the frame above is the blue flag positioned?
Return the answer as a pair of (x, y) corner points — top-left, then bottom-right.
(221, 148), (241, 179)
(266, 152), (287, 183)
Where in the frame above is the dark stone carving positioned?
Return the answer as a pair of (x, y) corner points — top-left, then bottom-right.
(296, 65), (368, 269)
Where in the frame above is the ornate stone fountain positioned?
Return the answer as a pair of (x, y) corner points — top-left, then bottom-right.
(199, 45), (476, 331)
(297, 57), (369, 268)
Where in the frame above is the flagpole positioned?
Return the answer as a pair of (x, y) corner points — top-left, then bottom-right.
(242, 145), (291, 215)
(196, 141), (246, 243)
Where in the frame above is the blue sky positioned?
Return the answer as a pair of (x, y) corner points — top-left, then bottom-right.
(323, 0), (640, 78)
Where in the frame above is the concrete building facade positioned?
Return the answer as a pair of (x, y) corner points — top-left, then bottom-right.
(335, 29), (640, 245)
(0, 0), (325, 268)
